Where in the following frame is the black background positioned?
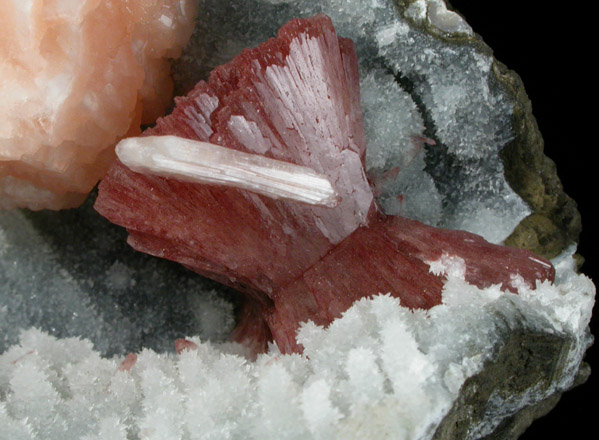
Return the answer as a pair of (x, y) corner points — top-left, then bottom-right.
(450, 1), (596, 438)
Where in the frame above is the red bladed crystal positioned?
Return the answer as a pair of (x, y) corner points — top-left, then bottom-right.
(95, 15), (554, 355)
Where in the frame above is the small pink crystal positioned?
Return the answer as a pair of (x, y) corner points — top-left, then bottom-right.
(175, 338), (199, 354)
(0, 0), (198, 210)
(118, 353), (138, 372)
(95, 15), (554, 354)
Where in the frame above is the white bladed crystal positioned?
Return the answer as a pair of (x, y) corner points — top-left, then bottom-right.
(116, 135), (338, 207)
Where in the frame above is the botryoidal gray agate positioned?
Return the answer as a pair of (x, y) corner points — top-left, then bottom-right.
(0, 1), (594, 439)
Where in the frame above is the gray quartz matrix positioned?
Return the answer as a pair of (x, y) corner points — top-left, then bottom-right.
(174, 0), (531, 244)
(0, 1), (594, 439)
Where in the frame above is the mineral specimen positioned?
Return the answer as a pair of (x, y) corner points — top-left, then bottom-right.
(95, 15), (554, 354)
(0, 0), (198, 210)
(0, 1), (594, 439)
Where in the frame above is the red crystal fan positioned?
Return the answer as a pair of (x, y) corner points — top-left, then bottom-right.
(95, 15), (554, 354)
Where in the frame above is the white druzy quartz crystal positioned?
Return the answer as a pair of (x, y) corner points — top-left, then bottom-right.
(0, 251), (593, 440)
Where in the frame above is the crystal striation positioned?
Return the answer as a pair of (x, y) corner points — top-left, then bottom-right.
(116, 136), (338, 206)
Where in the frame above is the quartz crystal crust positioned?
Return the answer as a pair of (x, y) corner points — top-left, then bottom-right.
(0, 254), (593, 439)
(95, 15), (554, 353)
(0, 0), (198, 210)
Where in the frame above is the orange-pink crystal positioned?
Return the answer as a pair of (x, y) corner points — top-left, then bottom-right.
(0, 0), (198, 210)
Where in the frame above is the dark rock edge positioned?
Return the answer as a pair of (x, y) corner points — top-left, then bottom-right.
(433, 329), (590, 439)
(396, 1), (587, 438)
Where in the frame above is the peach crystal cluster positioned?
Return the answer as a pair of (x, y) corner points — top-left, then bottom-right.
(0, 0), (198, 210)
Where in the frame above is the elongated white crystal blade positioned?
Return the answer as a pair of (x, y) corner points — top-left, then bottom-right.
(116, 135), (338, 207)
